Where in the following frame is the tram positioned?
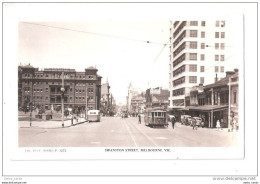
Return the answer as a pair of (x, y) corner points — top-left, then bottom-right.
(144, 107), (168, 128)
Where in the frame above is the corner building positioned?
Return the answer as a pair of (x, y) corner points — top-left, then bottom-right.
(18, 64), (102, 112)
(169, 21), (229, 108)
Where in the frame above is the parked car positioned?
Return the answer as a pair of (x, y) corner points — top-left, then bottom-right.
(192, 117), (204, 127)
(181, 115), (192, 125)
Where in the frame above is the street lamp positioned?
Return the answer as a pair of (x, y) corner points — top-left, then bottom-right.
(61, 87), (65, 127)
(61, 72), (65, 127)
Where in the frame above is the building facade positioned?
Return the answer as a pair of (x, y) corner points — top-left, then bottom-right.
(18, 64), (102, 113)
(169, 21), (229, 109)
(182, 69), (238, 129)
(145, 87), (170, 110)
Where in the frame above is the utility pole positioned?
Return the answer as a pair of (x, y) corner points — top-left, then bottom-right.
(61, 72), (65, 127)
(85, 85), (88, 120)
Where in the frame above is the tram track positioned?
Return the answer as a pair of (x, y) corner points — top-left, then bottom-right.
(123, 118), (159, 147)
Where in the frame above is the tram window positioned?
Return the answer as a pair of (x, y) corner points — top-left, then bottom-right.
(154, 112), (157, 117)
(158, 112), (162, 117)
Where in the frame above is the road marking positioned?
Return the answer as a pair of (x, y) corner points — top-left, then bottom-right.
(123, 119), (138, 147)
(156, 137), (167, 140)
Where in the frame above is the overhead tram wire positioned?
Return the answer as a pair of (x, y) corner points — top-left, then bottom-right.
(152, 40), (170, 64)
(21, 22), (170, 46)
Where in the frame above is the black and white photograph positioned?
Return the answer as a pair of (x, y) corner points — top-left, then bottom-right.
(1, 2), (258, 184)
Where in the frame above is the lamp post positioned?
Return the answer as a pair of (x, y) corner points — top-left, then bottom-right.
(61, 72), (65, 127)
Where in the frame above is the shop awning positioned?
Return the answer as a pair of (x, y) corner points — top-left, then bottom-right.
(178, 105), (228, 112)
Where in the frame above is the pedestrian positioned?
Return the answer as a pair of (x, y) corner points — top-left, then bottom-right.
(138, 114), (141, 124)
(192, 118), (197, 130)
(216, 120), (221, 130)
(171, 116), (176, 129)
(234, 119), (238, 131)
(71, 115), (74, 125)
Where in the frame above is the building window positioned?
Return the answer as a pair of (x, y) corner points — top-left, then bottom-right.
(215, 32), (219, 38)
(201, 31), (205, 38)
(200, 66), (205, 72)
(46, 97), (48, 100)
(216, 21), (220, 27)
(215, 66), (219, 72)
(220, 66), (225, 72)
(221, 43), (225, 50)
(200, 77), (204, 84)
(46, 88), (48, 92)
(75, 89), (78, 93)
(200, 54), (205, 61)
(190, 42), (197, 49)
(215, 43), (219, 50)
(189, 76), (197, 83)
(190, 21), (198, 26)
(201, 43), (205, 49)
(201, 21), (206, 26)
(189, 64), (197, 72)
(215, 55), (219, 61)
(190, 53), (197, 60)
(221, 21), (225, 27)
(220, 55), (225, 61)
(221, 32), (225, 38)
(233, 91), (237, 104)
(190, 30), (198, 37)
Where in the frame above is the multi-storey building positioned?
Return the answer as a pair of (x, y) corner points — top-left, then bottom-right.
(18, 64), (102, 112)
(169, 21), (230, 109)
(145, 87), (170, 110)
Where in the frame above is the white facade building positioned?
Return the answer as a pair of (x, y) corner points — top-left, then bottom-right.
(169, 20), (243, 108)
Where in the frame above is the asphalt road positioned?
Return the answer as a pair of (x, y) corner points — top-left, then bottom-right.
(19, 117), (238, 147)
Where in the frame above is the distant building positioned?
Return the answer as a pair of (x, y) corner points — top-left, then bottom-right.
(126, 83), (141, 113)
(145, 87), (170, 109)
(100, 80), (116, 116)
(18, 64), (102, 113)
(130, 94), (146, 116)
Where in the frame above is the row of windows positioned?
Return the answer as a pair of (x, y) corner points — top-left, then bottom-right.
(173, 76), (185, 86)
(172, 88), (185, 96)
(173, 21), (186, 38)
(215, 66), (225, 73)
(172, 53), (205, 68)
(23, 81), (95, 86)
(215, 43), (225, 50)
(215, 32), (225, 38)
(173, 65), (186, 77)
(215, 55), (225, 61)
(216, 21), (225, 27)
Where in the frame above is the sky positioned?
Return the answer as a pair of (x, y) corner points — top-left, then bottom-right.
(18, 21), (170, 105)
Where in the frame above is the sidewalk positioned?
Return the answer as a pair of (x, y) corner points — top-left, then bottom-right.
(19, 117), (88, 129)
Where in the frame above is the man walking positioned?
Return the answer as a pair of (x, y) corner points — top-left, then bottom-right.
(171, 116), (176, 129)
(138, 114), (141, 124)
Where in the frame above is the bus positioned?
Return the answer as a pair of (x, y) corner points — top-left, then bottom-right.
(144, 107), (168, 128)
(87, 110), (101, 122)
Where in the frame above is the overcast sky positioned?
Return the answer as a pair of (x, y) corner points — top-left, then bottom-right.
(18, 21), (170, 104)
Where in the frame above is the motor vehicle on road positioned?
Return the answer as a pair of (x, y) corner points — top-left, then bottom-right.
(87, 110), (101, 122)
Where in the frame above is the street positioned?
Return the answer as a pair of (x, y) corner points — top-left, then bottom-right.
(19, 117), (238, 147)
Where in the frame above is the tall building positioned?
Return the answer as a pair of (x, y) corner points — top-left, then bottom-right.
(169, 21), (230, 108)
(18, 64), (102, 112)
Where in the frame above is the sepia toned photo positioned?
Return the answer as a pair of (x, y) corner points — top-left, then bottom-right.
(18, 19), (242, 147)
(2, 2), (258, 181)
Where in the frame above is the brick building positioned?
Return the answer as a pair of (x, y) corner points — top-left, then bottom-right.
(18, 64), (102, 113)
